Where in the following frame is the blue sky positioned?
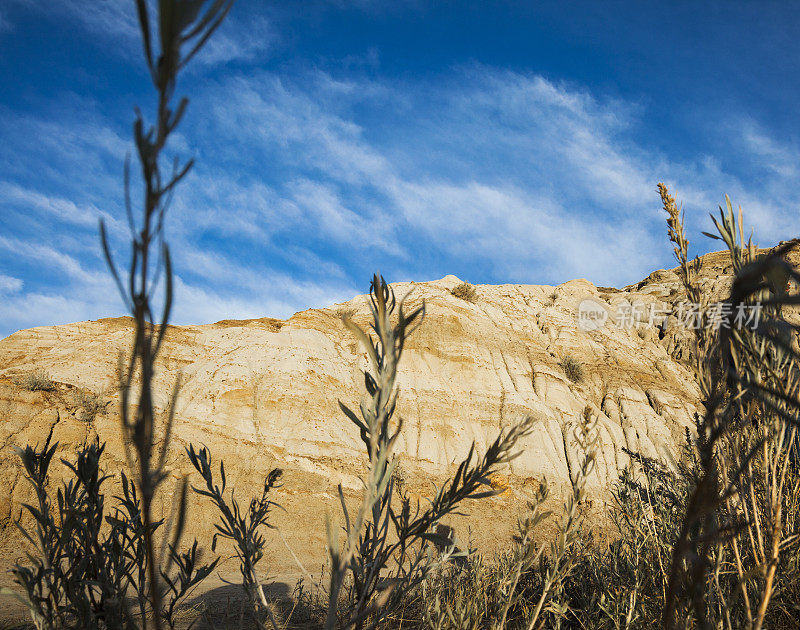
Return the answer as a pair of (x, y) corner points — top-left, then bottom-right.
(0, 1), (798, 337)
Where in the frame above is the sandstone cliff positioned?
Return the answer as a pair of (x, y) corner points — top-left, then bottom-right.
(0, 248), (795, 576)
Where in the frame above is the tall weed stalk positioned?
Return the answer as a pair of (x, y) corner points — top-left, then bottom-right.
(4, 2), (234, 628)
(659, 184), (800, 629)
(325, 273), (535, 629)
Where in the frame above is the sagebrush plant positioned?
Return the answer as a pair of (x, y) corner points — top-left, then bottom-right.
(4, 437), (211, 629)
(365, 410), (602, 630)
(523, 409), (599, 629)
(186, 445), (283, 629)
(490, 409), (599, 630)
(20, 369), (57, 392)
(97, 1), (235, 626)
(73, 389), (108, 422)
(325, 273), (535, 629)
(450, 282), (478, 303)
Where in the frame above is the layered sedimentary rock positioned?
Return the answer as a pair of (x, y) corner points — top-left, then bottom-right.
(0, 247), (795, 572)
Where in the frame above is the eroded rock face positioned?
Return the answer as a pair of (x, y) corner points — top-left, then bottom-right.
(0, 247), (796, 570)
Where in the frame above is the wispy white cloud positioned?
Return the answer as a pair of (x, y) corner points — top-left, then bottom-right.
(0, 100), (128, 199)
(194, 14), (276, 68)
(205, 73), (393, 183)
(2, 56), (799, 338)
(52, 0), (139, 43)
(287, 178), (399, 253)
(171, 273), (354, 325)
(740, 127), (799, 179)
(0, 181), (120, 230)
(0, 274), (22, 293)
(386, 179), (659, 283)
(191, 64), (800, 288)
(155, 64), (800, 290)
(0, 237), (123, 335)
(0, 235), (106, 286)
(0, 292), (111, 334)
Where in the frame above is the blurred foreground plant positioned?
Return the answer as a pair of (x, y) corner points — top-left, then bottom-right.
(97, 1), (233, 627)
(3, 2), (235, 628)
(658, 184), (800, 630)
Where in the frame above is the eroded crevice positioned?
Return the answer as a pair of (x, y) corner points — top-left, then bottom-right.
(528, 354), (539, 397)
(45, 409), (61, 448)
(645, 389), (664, 416)
(499, 351), (520, 396)
(1, 468), (22, 527)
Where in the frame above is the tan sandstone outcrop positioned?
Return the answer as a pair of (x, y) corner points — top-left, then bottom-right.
(0, 247), (796, 579)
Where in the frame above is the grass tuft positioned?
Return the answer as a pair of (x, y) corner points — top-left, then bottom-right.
(451, 281), (478, 303)
(20, 369), (56, 392)
(73, 389), (107, 421)
(559, 355), (585, 383)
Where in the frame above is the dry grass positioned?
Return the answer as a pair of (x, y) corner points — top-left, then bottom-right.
(73, 389), (108, 421)
(450, 282), (478, 303)
(559, 355), (585, 383)
(19, 369), (56, 392)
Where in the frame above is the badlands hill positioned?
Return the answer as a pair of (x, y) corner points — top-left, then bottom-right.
(0, 247), (796, 581)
